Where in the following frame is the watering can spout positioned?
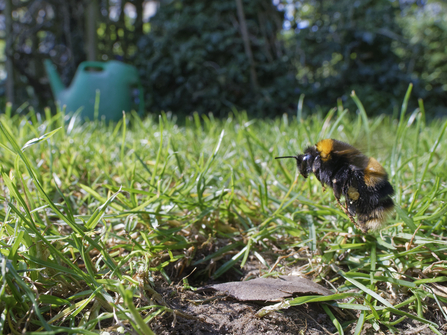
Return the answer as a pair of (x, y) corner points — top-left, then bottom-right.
(44, 59), (66, 98)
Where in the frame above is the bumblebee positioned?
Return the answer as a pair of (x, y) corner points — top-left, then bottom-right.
(276, 139), (394, 232)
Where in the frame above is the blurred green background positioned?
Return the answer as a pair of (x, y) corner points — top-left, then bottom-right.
(1, 0), (446, 117)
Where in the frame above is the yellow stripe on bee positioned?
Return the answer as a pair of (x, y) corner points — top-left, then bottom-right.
(364, 157), (387, 187)
(316, 139), (334, 161)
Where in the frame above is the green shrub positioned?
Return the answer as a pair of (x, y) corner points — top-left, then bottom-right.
(282, 0), (413, 112)
(280, 0), (447, 115)
(135, 0), (298, 117)
(397, 1), (447, 114)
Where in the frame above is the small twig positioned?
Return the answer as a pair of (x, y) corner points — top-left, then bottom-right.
(431, 233), (447, 240)
(173, 309), (205, 321)
(423, 260), (447, 274)
(269, 251), (298, 273)
(186, 295), (223, 305)
(407, 223), (423, 251)
(421, 245), (441, 261)
(320, 231), (335, 243)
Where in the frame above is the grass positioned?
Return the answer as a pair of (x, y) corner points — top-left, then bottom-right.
(1, 89), (447, 334)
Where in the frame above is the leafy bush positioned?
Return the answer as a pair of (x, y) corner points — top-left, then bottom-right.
(135, 0), (447, 116)
(280, 0), (413, 112)
(279, 0), (447, 115)
(397, 1), (447, 114)
(135, 0), (298, 117)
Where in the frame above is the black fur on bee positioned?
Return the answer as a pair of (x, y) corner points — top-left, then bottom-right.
(276, 139), (394, 232)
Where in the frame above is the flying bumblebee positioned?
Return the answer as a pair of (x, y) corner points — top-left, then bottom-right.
(276, 139), (394, 232)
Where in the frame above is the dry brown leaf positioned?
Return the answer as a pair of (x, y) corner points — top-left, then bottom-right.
(201, 275), (333, 302)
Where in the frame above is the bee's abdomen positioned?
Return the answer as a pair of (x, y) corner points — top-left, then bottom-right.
(356, 173), (394, 230)
(363, 157), (388, 187)
(358, 197), (394, 230)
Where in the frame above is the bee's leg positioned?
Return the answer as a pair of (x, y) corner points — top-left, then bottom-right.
(311, 158), (325, 191)
(356, 218), (369, 233)
(335, 197), (355, 221)
(335, 197), (368, 232)
(335, 196), (357, 225)
(321, 182), (326, 192)
(313, 170), (326, 192)
(358, 223), (368, 234)
(344, 198), (352, 217)
(333, 180), (349, 215)
(333, 171), (365, 230)
(315, 173), (326, 191)
(345, 200), (368, 233)
(333, 180), (342, 200)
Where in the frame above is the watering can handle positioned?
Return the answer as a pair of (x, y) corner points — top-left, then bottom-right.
(78, 62), (107, 71)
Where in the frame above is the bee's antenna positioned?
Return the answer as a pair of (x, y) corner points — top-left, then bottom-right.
(275, 156), (297, 160)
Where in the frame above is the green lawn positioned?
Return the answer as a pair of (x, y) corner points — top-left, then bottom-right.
(1, 89), (447, 334)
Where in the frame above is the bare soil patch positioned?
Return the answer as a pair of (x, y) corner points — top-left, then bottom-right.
(151, 286), (334, 335)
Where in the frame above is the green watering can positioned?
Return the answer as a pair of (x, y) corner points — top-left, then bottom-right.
(44, 60), (144, 121)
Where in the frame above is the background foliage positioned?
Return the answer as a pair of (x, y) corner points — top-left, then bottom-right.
(135, 0), (297, 117)
(278, 0), (447, 115)
(397, 1), (447, 113)
(1, 0), (447, 116)
(281, 0), (409, 111)
(134, 0), (447, 116)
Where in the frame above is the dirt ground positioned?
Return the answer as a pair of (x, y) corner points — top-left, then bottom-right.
(132, 251), (446, 335)
(149, 285), (443, 335)
(143, 260), (445, 335)
(151, 286), (338, 335)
